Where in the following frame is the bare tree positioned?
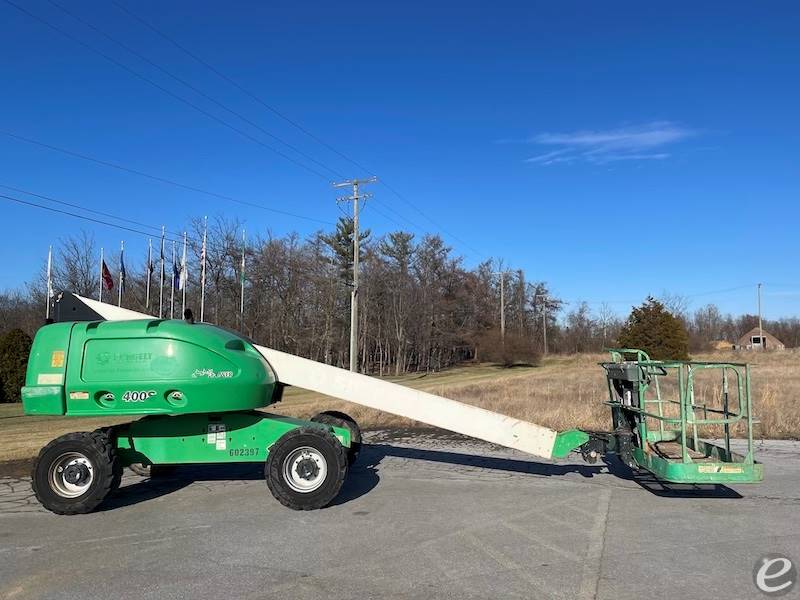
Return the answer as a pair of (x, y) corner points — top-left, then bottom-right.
(53, 231), (97, 298)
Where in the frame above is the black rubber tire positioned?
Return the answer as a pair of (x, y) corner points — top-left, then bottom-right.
(265, 427), (348, 511)
(129, 464), (177, 478)
(93, 427), (123, 493)
(31, 431), (121, 515)
(128, 463), (151, 477)
(310, 411), (362, 465)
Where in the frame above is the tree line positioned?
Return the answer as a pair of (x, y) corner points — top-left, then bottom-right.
(0, 216), (796, 399)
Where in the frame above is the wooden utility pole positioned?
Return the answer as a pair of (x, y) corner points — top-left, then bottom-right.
(333, 177), (377, 372)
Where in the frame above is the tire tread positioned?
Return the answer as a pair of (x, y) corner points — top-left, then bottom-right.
(31, 430), (120, 515)
(265, 427), (348, 511)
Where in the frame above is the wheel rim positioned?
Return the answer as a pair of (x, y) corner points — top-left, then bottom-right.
(49, 452), (94, 498)
(282, 446), (327, 493)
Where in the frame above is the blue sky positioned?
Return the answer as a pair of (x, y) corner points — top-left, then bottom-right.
(1, 1), (798, 318)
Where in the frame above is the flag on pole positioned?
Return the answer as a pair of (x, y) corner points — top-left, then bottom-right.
(179, 256), (187, 290)
(200, 217), (207, 322)
(147, 242), (154, 275)
(239, 228), (246, 325)
(180, 232), (188, 315)
(117, 240), (126, 306)
(145, 238), (153, 309)
(119, 252), (128, 292)
(159, 229), (165, 281)
(173, 257), (181, 290)
(170, 240), (176, 318)
(99, 247), (104, 301)
(101, 260), (114, 291)
(172, 237), (182, 291)
(240, 230), (246, 287)
(45, 245), (53, 320)
(158, 226), (165, 318)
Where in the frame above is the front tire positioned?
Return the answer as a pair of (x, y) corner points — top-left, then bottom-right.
(32, 431), (121, 515)
(265, 427), (348, 510)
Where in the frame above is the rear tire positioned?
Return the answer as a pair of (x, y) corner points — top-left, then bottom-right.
(265, 427), (348, 510)
(310, 411), (362, 465)
(32, 431), (121, 515)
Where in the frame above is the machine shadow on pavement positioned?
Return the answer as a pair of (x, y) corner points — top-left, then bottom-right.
(98, 441), (741, 512)
(362, 443), (606, 478)
(102, 459), (381, 511)
(602, 455), (743, 499)
(100, 442), (602, 511)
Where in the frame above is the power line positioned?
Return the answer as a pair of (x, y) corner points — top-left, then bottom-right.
(0, 183), (174, 239)
(358, 198), (409, 231)
(3, 0), (331, 181)
(0, 192), (183, 242)
(47, 0), (346, 181)
(0, 130), (335, 226)
(8, 0), (488, 260)
(685, 284), (756, 299)
(0, 183), (237, 256)
(110, 0), (371, 178)
(555, 284), (760, 307)
(108, 0), (488, 259)
(377, 181), (487, 259)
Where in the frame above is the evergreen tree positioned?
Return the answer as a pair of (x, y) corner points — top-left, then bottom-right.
(617, 297), (689, 360)
(319, 217), (371, 281)
(0, 328), (33, 402)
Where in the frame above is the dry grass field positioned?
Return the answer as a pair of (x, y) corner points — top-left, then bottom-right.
(1, 350), (797, 463)
(273, 350), (800, 440)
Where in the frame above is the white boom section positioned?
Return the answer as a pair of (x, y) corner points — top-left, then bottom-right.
(74, 295), (559, 459)
(255, 346), (557, 458)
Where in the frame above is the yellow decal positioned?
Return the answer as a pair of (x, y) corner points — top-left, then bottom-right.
(720, 466), (743, 474)
(51, 350), (65, 368)
(698, 465), (719, 473)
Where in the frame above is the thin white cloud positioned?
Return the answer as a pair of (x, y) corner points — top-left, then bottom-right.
(520, 121), (696, 166)
(524, 149), (568, 164)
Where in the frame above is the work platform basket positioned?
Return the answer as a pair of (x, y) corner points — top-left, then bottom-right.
(601, 349), (763, 484)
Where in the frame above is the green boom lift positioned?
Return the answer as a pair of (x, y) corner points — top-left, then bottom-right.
(21, 293), (761, 515)
(23, 314), (360, 514)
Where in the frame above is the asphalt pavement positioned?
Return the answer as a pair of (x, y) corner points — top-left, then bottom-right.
(1, 431), (799, 599)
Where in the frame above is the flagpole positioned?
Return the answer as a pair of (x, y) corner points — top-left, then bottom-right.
(45, 245), (52, 320)
(181, 231), (187, 316)
(200, 216), (207, 322)
(99, 247), (103, 302)
(170, 240), (176, 319)
(158, 226), (165, 319)
(240, 228), (245, 329)
(146, 238), (152, 309)
(117, 240), (124, 307)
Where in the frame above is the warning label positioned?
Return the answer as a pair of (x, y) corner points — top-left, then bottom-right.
(207, 424), (227, 450)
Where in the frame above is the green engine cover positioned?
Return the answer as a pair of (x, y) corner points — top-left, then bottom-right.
(22, 319), (277, 416)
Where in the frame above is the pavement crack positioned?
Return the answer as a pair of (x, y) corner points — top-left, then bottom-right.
(577, 488), (611, 600)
